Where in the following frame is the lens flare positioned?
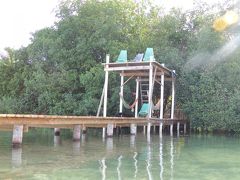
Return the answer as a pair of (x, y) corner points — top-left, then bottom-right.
(213, 11), (239, 32)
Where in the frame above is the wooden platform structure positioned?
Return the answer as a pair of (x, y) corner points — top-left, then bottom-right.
(0, 49), (188, 146)
(98, 49), (185, 137)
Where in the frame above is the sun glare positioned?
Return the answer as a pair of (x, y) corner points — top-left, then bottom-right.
(213, 10), (239, 32)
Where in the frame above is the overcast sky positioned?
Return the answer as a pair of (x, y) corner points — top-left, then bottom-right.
(0, 0), (59, 54)
(0, 0), (222, 55)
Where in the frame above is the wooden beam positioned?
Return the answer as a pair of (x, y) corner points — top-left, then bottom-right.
(105, 66), (150, 71)
(120, 71), (164, 77)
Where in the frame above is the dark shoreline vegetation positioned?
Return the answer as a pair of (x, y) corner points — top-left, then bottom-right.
(0, 0), (239, 132)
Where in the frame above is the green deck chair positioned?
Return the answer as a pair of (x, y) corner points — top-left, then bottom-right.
(143, 48), (154, 62)
(138, 103), (149, 117)
(116, 50), (127, 63)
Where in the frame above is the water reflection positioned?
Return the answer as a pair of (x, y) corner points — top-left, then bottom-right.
(106, 138), (113, 152)
(130, 135), (136, 148)
(133, 152), (138, 178)
(146, 143), (152, 180)
(159, 137), (163, 180)
(12, 147), (22, 168)
(170, 137), (174, 180)
(117, 155), (123, 180)
(72, 141), (80, 154)
(99, 158), (107, 180)
(54, 135), (62, 147)
(5, 131), (188, 180)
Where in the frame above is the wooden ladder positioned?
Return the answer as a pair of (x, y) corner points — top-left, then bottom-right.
(140, 80), (149, 105)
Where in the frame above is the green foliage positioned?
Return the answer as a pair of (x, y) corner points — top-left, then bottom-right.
(0, 0), (239, 131)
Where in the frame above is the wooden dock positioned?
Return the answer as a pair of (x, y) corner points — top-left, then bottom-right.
(0, 113), (188, 146)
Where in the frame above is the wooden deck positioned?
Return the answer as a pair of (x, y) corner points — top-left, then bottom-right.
(0, 114), (187, 131)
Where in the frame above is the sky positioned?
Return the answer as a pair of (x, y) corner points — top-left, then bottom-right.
(0, 0), (59, 54)
(0, 0), (222, 55)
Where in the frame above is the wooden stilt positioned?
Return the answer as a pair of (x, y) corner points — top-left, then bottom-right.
(171, 70), (176, 119)
(148, 58), (153, 118)
(160, 65), (165, 119)
(147, 57), (154, 139)
(107, 124), (114, 137)
(131, 77), (139, 135)
(73, 125), (81, 141)
(103, 54), (110, 138)
(12, 125), (23, 147)
(54, 128), (60, 136)
(119, 75), (124, 114)
(130, 124), (137, 135)
(177, 122), (180, 136)
(82, 126), (87, 134)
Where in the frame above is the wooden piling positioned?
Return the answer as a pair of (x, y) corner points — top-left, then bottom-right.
(12, 125), (23, 147)
(73, 125), (81, 141)
(82, 126), (87, 134)
(54, 128), (60, 136)
(130, 124), (137, 135)
(107, 124), (114, 137)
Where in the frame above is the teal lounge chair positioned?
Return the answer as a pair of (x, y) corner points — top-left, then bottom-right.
(138, 103), (149, 117)
(116, 50), (127, 63)
(143, 48), (154, 62)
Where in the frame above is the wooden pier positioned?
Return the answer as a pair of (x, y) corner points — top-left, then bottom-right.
(0, 49), (189, 146)
(0, 112), (188, 146)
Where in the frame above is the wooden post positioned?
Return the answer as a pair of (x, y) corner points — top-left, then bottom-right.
(147, 57), (154, 136)
(177, 122), (180, 136)
(135, 78), (139, 118)
(73, 125), (81, 141)
(82, 126), (87, 134)
(131, 77), (139, 135)
(159, 64), (165, 119)
(171, 70), (176, 119)
(54, 128), (60, 136)
(12, 125), (23, 147)
(103, 54), (110, 138)
(159, 64), (165, 136)
(148, 58), (153, 118)
(107, 124), (114, 137)
(119, 74), (124, 114)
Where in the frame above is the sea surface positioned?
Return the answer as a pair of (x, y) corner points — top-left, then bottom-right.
(0, 130), (240, 180)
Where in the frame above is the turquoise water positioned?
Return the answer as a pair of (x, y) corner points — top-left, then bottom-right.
(0, 130), (240, 180)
